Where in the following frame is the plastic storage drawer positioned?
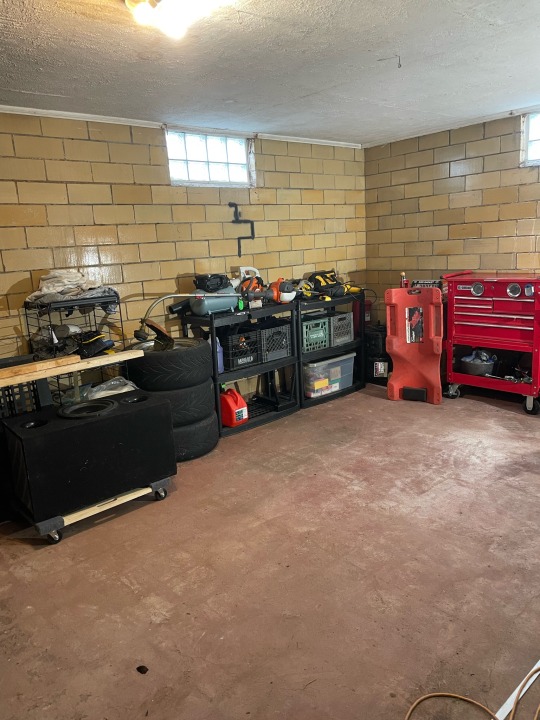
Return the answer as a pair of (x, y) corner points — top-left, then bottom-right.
(303, 352), (355, 398)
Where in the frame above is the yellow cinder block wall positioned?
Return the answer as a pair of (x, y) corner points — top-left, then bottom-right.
(364, 116), (540, 320)
(0, 113), (366, 358)
(5, 110), (535, 356)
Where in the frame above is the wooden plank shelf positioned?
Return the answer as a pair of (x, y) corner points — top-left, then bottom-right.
(0, 349), (144, 389)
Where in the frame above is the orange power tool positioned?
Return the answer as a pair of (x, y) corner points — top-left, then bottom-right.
(268, 278), (297, 303)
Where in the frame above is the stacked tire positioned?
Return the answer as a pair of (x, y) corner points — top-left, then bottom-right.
(126, 338), (219, 462)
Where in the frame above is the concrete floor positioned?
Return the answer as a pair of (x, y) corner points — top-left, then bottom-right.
(1, 384), (540, 720)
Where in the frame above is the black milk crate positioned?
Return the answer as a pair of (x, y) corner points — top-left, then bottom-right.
(365, 325), (387, 355)
(330, 311), (354, 347)
(258, 319), (292, 363)
(302, 315), (329, 353)
(221, 324), (261, 370)
(0, 355), (53, 418)
(1, 383), (40, 418)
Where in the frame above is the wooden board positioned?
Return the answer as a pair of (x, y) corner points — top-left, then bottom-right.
(0, 355), (75, 381)
(60, 486), (153, 526)
(0, 348), (144, 389)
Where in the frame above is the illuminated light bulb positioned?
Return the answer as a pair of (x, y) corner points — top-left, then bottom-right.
(132, 1), (155, 26)
(153, 0), (190, 38)
(127, 0), (237, 39)
(160, 24), (188, 39)
(156, 15), (189, 39)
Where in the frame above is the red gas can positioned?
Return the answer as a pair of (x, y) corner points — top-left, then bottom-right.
(220, 389), (249, 427)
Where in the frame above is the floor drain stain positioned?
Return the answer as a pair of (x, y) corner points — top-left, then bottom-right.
(137, 665), (149, 674)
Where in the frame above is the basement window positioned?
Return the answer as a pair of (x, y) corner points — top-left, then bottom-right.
(524, 113), (540, 165)
(166, 130), (254, 186)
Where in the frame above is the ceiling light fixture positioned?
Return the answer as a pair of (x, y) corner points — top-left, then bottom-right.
(124, 0), (235, 40)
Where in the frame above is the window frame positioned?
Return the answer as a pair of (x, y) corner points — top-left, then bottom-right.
(523, 113), (540, 166)
(165, 128), (256, 188)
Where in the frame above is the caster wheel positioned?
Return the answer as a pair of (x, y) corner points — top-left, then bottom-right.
(523, 398), (540, 415)
(47, 530), (63, 544)
(154, 488), (167, 501)
(446, 389), (460, 399)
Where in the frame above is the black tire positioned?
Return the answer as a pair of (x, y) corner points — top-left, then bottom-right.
(149, 380), (215, 427)
(173, 412), (219, 462)
(126, 339), (212, 391)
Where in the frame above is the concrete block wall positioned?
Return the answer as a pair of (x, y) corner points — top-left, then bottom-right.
(364, 116), (540, 318)
(0, 112), (366, 357)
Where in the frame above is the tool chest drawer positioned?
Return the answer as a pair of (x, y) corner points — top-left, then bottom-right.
(447, 273), (540, 348)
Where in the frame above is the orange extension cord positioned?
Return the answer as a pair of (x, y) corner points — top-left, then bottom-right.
(405, 667), (540, 720)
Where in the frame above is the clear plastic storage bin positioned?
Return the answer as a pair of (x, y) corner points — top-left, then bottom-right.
(303, 352), (355, 398)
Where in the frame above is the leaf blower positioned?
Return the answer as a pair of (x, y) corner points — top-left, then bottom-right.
(267, 278), (298, 303)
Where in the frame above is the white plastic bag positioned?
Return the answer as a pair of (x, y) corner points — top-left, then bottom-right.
(87, 377), (138, 399)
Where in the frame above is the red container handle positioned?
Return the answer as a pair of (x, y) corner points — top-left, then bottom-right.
(442, 270), (473, 279)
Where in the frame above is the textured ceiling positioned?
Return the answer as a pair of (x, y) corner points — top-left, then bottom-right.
(1, 0), (540, 145)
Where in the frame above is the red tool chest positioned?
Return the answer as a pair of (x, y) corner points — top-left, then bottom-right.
(445, 271), (540, 413)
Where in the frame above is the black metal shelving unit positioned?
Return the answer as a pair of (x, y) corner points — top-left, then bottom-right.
(180, 294), (366, 434)
(181, 302), (300, 436)
(23, 294), (126, 404)
(298, 293), (366, 408)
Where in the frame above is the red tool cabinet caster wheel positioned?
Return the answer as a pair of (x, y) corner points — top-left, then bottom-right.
(523, 398), (540, 415)
(445, 384), (460, 399)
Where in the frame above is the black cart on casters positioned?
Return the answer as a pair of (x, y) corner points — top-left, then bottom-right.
(0, 352), (176, 544)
